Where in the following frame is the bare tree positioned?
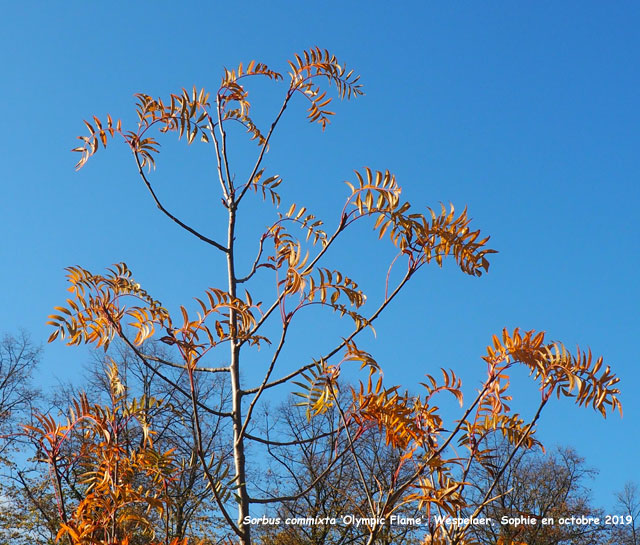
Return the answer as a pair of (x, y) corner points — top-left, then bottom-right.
(0, 331), (48, 545)
(253, 393), (424, 545)
(465, 440), (609, 545)
(611, 482), (640, 545)
(0, 331), (40, 449)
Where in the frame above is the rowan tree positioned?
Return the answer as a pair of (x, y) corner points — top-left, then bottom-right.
(33, 48), (622, 545)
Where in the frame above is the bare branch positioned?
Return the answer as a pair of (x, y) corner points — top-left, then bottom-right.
(134, 153), (228, 253)
(206, 113), (230, 201)
(139, 350), (230, 374)
(113, 323), (232, 418)
(244, 429), (337, 447)
(215, 94), (234, 197)
(236, 233), (268, 284)
(239, 322), (289, 442)
(236, 93), (293, 205)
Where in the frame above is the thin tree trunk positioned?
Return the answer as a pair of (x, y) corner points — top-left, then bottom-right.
(227, 202), (251, 545)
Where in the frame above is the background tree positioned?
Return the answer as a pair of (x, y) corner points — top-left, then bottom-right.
(0, 331), (46, 545)
(14, 339), (232, 545)
(611, 482), (640, 545)
(0, 331), (39, 451)
(254, 392), (424, 545)
(25, 361), (182, 545)
(83, 342), (233, 542)
(465, 440), (609, 545)
(35, 49), (622, 545)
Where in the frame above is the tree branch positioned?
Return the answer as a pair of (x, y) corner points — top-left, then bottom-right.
(139, 350), (230, 374)
(243, 266), (413, 395)
(112, 324), (232, 418)
(244, 429), (337, 447)
(134, 153), (228, 253)
(236, 233), (268, 284)
(239, 322), (288, 442)
(206, 114), (230, 201)
(236, 93), (293, 205)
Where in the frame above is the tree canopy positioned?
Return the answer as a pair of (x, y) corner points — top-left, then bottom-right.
(2, 49), (624, 545)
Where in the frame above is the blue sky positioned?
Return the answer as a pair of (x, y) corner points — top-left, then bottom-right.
(1, 2), (638, 509)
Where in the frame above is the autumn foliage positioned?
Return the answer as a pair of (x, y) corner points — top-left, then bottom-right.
(22, 48), (622, 545)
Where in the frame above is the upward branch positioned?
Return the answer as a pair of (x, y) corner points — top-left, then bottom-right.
(134, 153), (228, 252)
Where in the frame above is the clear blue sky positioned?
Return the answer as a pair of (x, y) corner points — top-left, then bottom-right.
(1, 2), (638, 509)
